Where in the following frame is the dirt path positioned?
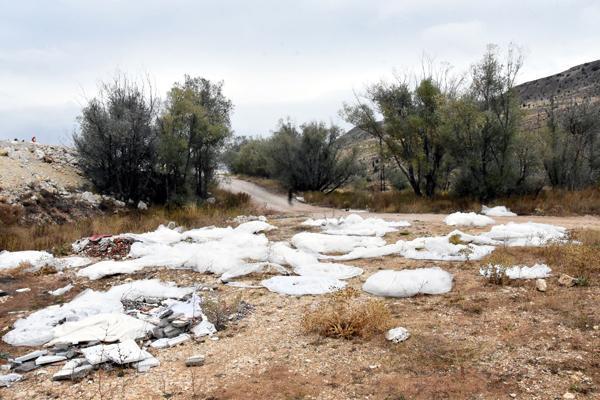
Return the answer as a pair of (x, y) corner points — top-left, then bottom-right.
(220, 176), (600, 230)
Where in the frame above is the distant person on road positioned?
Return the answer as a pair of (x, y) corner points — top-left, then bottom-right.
(288, 189), (294, 205)
(31, 136), (36, 143)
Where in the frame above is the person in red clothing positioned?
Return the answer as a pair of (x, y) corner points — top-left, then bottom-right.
(31, 136), (37, 143)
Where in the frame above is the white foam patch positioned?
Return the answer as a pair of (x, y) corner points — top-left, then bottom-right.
(482, 205), (517, 217)
(49, 313), (153, 345)
(261, 275), (346, 296)
(303, 214), (410, 236)
(294, 263), (363, 280)
(480, 263), (552, 279)
(481, 222), (567, 246)
(444, 212), (495, 227)
(3, 280), (192, 347)
(363, 268), (453, 297)
(0, 250), (53, 271)
(291, 232), (386, 254)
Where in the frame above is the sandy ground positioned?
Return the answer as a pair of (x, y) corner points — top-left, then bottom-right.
(0, 214), (598, 400)
(0, 179), (598, 399)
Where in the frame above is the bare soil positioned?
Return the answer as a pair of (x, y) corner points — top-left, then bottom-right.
(0, 216), (598, 399)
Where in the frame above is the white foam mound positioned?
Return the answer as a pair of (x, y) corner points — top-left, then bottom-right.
(291, 232), (386, 254)
(294, 263), (363, 280)
(234, 220), (277, 234)
(0, 250), (53, 271)
(482, 205), (517, 217)
(362, 268), (454, 297)
(480, 263), (552, 279)
(79, 230), (271, 279)
(481, 222), (567, 246)
(261, 275), (346, 295)
(444, 212), (495, 227)
(220, 262), (288, 282)
(268, 242), (319, 268)
(49, 313), (153, 345)
(303, 214), (410, 236)
(3, 280), (191, 346)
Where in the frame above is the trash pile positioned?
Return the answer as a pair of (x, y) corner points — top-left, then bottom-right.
(1, 280), (234, 383)
(72, 235), (133, 259)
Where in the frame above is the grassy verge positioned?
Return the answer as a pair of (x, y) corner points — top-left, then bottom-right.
(303, 187), (600, 216)
(0, 190), (262, 253)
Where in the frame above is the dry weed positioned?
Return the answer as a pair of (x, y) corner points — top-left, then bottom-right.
(301, 288), (393, 339)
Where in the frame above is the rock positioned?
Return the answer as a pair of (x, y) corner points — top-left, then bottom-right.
(0, 290), (8, 297)
(14, 350), (48, 363)
(13, 361), (39, 373)
(134, 356), (160, 372)
(163, 325), (182, 338)
(171, 319), (192, 329)
(206, 197), (216, 204)
(151, 333), (191, 349)
(71, 364), (94, 379)
(158, 309), (173, 319)
(137, 201), (148, 210)
(563, 393), (576, 399)
(385, 327), (410, 343)
(185, 355), (205, 367)
(535, 279), (547, 292)
(558, 274), (577, 287)
(167, 221), (177, 230)
(0, 373), (22, 387)
(166, 312), (184, 322)
(35, 355), (67, 366)
(152, 327), (165, 339)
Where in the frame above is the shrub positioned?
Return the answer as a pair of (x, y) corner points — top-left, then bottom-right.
(301, 288), (392, 339)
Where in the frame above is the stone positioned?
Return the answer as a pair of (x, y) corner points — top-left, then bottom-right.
(0, 373), (22, 387)
(171, 319), (192, 329)
(163, 325), (182, 338)
(14, 350), (47, 363)
(168, 334), (191, 347)
(0, 290), (8, 297)
(185, 355), (205, 367)
(558, 274), (577, 287)
(166, 312), (184, 322)
(13, 361), (39, 373)
(563, 393), (575, 399)
(158, 309), (173, 319)
(535, 279), (547, 292)
(152, 327), (165, 339)
(385, 327), (410, 343)
(137, 201), (148, 210)
(35, 355), (67, 366)
(134, 356), (160, 372)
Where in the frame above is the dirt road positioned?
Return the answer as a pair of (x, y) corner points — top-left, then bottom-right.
(220, 175), (600, 230)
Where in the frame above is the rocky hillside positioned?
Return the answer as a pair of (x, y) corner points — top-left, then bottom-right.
(516, 59), (600, 107)
(0, 140), (124, 225)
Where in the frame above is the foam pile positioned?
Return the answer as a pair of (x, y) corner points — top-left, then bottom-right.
(444, 212), (495, 227)
(302, 214), (410, 236)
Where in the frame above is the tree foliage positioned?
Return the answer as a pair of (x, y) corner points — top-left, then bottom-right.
(74, 75), (159, 202)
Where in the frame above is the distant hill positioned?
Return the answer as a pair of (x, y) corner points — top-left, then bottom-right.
(516, 59), (600, 107)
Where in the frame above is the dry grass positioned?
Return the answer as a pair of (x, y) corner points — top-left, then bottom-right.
(301, 288), (393, 339)
(0, 190), (261, 252)
(303, 187), (600, 216)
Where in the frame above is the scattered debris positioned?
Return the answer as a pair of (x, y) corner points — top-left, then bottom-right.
(385, 327), (410, 343)
(480, 264), (552, 280)
(0, 373), (22, 387)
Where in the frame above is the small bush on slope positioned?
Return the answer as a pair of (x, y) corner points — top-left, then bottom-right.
(301, 288), (392, 339)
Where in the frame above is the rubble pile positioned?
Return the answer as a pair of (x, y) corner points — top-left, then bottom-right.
(72, 235), (133, 259)
(1, 287), (243, 383)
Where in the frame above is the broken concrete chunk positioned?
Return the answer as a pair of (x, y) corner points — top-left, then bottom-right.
(134, 356), (160, 372)
(13, 361), (39, 373)
(157, 309), (173, 319)
(152, 327), (165, 339)
(0, 373), (22, 387)
(171, 319), (192, 329)
(150, 333), (190, 349)
(35, 355), (67, 366)
(185, 355), (205, 367)
(536, 278), (547, 292)
(14, 350), (48, 363)
(163, 325), (182, 338)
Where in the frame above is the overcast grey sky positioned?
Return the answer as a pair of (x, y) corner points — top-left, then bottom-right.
(1, 0), (599, 144)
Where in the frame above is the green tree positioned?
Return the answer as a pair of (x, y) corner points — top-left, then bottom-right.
(159, 76), (233, 201)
